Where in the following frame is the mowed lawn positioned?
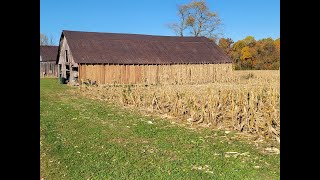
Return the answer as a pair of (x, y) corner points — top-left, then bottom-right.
(40, 78), (279, 179)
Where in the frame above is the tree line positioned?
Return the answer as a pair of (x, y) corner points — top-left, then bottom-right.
(218, 36), (280, 70)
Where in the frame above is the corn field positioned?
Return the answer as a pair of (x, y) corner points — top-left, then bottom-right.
(78, 70), (280, 141)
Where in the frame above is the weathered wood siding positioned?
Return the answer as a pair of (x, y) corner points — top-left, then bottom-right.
(40, 61), (58, 77)
(57, 37), (77, 79)
(79, 63), (233, 85)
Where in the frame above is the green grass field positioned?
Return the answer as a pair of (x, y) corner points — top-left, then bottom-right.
(40, 78), (279, 179)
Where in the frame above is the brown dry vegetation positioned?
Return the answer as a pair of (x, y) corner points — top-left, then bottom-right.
(78, 70), (280, 142)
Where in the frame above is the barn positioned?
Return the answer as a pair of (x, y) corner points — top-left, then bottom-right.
(57, 30), (233, 85)
(40, 45), (58, 77)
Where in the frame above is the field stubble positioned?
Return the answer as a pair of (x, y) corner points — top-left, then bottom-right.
(78, 70), (280, 142)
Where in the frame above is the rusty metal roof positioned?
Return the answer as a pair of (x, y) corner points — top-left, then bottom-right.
(40, 45), (58, 62)
(61, 30), (232, 64)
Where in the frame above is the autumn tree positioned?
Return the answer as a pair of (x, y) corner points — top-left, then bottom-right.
(218, 38), (233, 55)
(273, 38), (280, 69)
(240, 46), (252, 61)
(253, 38), (278, 70)
(243, 36), (256, 47)
(168, 0), (222, 39)
(230, 40), (245, 69)
(274, 38), (280, 52)
(240, 46), (256, 69)
(232, 40), (246, 52)
(258, 38), (275, 67)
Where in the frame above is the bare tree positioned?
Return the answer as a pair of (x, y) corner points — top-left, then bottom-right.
(40, 33), (56, 45)
(167, 0), (222, 38)
(40, 33), (49, 45)
(167, 4), (189, 36)
(49, 34), (55, 45)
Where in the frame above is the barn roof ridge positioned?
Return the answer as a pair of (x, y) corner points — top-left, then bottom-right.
(62, 30), (207, 39)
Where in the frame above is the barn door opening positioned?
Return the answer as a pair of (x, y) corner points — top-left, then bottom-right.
(65, 50), (70, 81)
(71, 66), (79, 83)
(58, 64), (62, 77)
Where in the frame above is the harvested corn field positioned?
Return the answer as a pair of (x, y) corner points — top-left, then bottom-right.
(78, 70), (280, 141)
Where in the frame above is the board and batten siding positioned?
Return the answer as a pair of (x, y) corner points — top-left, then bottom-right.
(40, 61), (58, 77)
(78, 63), (233, 85)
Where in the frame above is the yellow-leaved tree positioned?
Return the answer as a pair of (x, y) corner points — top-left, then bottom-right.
(240, 46), (252, 61)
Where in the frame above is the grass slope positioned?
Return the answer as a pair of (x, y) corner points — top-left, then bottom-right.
(40, 78), (279, 179)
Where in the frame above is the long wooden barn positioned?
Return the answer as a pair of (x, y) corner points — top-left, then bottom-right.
(57, 30), (233, 85)
(40, 45), (58, 77)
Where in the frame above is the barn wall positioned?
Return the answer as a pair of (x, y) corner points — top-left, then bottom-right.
(79, 63), (233, 85)
(40, 61), (58, 77)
